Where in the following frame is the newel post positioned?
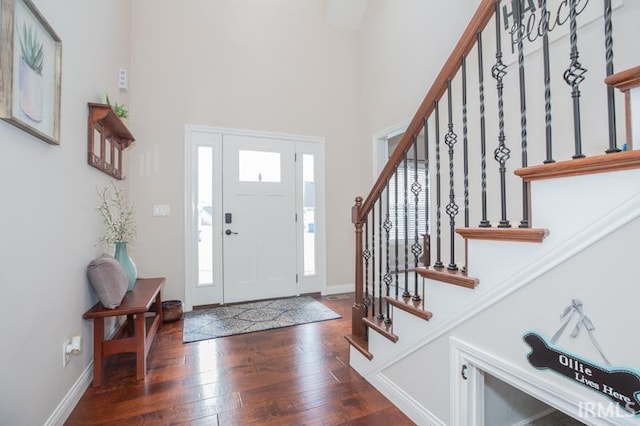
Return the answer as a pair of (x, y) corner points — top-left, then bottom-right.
(352, 196), (366, 339)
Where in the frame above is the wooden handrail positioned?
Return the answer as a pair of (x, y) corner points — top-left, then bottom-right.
(604, 65), (640, 91)
(358, 0), (497, 220)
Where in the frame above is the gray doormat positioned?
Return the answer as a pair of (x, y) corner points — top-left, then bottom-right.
(182, 296), (341, 343)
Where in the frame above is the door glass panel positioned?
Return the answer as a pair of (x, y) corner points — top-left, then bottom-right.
(198, 146), (214, 285)
(303, 154), (315, 276)
(238, 150), (281, 182)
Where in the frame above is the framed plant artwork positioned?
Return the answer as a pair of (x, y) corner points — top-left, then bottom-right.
(0, 0), (61, 145)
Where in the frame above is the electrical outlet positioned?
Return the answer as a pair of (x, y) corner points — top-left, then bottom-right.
(62, 339), (71, 367)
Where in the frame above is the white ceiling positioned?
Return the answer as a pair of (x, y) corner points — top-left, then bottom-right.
(324, 0), (370, 31)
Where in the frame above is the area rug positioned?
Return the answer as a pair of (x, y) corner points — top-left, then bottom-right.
(182, 296), (341, 343)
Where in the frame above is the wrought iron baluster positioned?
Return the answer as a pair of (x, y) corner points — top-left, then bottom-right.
(492, 2), (511, 228)
(445, 80), (459, 271)
(434, 101), (444, 268)
(394, 166), (399, 299)
(362, 221), (371, 317)
(563, 0), (587, 159)
(423, 117), (431, 267)
(541, 0), (555, 164)
(462, 56), (469, 229)
(403, 152), (410, 297)
(371, 204), (376, 318)
(477, 31), (490, 228)
(383, 183), (392, 323)
(378, 193), (384, 320)
(411, 137), (422, 301)
(515, 0), (529, 229)
(604, 0), (619, 153)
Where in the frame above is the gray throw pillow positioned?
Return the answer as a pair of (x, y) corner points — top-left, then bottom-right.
(87, 254), (128, 309)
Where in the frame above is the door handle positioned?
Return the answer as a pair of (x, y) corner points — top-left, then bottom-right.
(225, 229), (238, 235)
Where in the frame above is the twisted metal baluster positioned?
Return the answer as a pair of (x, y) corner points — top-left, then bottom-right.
(462, 57), (469, 229)
(541, 0), (555, 164)
(403, 152), (410, 297)
(394, 166), (399, 299)
(383, 184), (393, 323)
(434, 101), (444, 268)
(477, 31), (490, 228)
(362, 220), (371, 317)
(371, 204), (376, 318)
(564, 0), (587, 159)
(604, 0), (619, 153)
(492, 3), (512, 228)
(445, 80), (459, 271)
(411, 137), (422, 301)
(377, 194), (384, 320)
(515, 0), (529, 228)
(423, 117), (431, 267)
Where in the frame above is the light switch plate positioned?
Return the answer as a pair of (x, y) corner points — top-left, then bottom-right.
(153, 204), (170, 216)
(118, 68), (128, 90)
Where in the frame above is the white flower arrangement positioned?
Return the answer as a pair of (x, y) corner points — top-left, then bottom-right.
(97, 183), (137, 244)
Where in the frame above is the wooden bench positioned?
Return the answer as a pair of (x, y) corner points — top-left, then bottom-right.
(83, 277), (165, 387)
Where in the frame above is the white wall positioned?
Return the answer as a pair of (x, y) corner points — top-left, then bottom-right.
(357, 0), (482, 191)
(128, 0), (361, 301)
(0, 1), (131, 424)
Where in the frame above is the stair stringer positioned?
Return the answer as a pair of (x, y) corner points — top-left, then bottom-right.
(349, 169), (640, 424)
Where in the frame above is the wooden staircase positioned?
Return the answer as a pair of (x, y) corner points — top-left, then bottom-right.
(345, 0), (640, 422)
(348, 148), (640, 364)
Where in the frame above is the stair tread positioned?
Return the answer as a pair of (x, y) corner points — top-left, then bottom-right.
(363, 317), (399, 343)
(384, 294), (433, 321)
(515, 150), (640, 182)
(344, 334), (373, 360)
(415, 266), (479, 289)
(457, 227), (549, 243)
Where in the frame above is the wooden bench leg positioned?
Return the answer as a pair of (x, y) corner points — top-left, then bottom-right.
(92, 318), (104, 387)
(135, 313), (146, 381)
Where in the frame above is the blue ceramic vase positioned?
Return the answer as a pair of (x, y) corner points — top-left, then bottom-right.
(114, 241), (137, 291)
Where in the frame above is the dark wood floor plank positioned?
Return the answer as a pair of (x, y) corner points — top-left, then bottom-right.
(65, 294), (414, 425)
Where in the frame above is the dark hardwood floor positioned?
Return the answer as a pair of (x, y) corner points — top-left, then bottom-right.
(66, 293), (414, 425)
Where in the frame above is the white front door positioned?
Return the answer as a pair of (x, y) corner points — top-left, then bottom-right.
(185, 126), (325, 310)
(221, 134), (297, 303)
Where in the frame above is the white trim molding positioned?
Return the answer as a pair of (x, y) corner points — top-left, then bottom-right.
(370, 373), (446, 426)
(450, 338), (637, 426)
(45, 363), (93, 426)
(371, 118), (410, 181)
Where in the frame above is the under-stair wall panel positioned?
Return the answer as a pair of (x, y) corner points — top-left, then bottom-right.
(355, 167), (640, 424)
(376, 213), (640, 424)
(413, 216), (640, 422)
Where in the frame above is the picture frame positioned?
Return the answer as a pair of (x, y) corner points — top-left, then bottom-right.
(0, 0), (61, 145)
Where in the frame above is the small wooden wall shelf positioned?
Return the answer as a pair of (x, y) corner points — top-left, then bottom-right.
(87, 103), (135, 179)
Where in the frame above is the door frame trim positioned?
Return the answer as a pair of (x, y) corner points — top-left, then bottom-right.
(184, 124), (326, 311)
(372, 118), (410, 182)
(449, 337), (633, 426)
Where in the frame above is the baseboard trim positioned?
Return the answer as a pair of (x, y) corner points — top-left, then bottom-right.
(322, 283), (354, 295)
(45, 318), (124, 425)
(370, 373), (446, 426)
(44, 362), (93, 426)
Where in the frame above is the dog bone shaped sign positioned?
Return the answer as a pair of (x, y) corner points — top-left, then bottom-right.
(523, 332), (640, 415)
